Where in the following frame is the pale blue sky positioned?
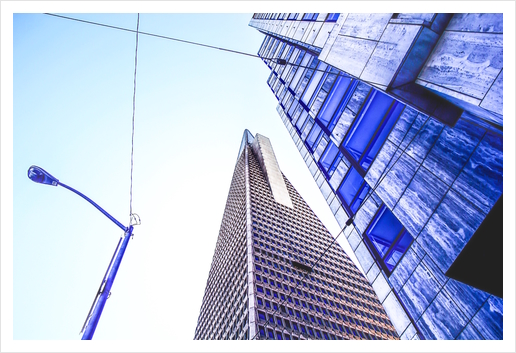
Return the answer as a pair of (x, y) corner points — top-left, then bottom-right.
(3, 1), (514, 352)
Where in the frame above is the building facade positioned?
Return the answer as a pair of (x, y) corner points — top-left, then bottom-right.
(249, 13), (503, 340)
(194, 130), (399, 340)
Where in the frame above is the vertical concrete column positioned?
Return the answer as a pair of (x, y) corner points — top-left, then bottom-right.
(251, 134), (294, 209)
(245, 145), (257, 339)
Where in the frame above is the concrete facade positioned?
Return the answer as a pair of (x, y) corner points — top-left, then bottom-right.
(249, 13), (503, 340)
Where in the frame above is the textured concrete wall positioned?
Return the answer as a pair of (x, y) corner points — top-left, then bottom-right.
(322, 13), (424, 90)
(416, 14), (503, 124)
(251, 134), (294, 208)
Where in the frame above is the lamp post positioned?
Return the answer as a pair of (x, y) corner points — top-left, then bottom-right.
(27, 165), (135, 340)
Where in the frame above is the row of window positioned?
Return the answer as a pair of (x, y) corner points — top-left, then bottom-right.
(255, 282), (384, 328)
(263, 36), (414, 275)
(255, 269), (377, 311)
(252, 222), (367, 287)
(253, 13), (340, 22)
(195, 155), (252, 339)
(253, 243), (367, 300)
(252, 196), (329, 241)
(253, 253), (387, 317)
(256, 304), (395, 340)
(249, 179), (359, 269)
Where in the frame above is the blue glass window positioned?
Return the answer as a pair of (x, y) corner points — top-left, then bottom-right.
(295, 110), (309, 131)
(317, 75), (353, 128)
(343, 90), (404, 170)
(365, 205), (413, 272)
(326, 13), (340, 22)
(337, 167), (371, 214)
(302, 13), (319, 21)
(268, 329), (275, 339)
(319, 141), (339, 173)
(288, 13), (299, 20)
(301, 118), (314, 140)
(305, 124), (322, 151)
(301, 63), (327, 106)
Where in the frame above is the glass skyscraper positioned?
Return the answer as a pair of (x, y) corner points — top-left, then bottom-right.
(194, 130), (399, 340)
(249, 13), (503, 340)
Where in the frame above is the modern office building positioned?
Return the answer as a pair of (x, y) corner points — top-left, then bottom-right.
(249, 13), (503, 340)
(194, 130), (399, 340)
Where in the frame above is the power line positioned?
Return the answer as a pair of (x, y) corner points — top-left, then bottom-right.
(44, 13), (261, 60)
(43, 13), (343, 77)
(129, 14), (139, 221)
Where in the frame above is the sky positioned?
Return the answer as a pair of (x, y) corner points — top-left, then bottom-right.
(2, 1), (514, 352)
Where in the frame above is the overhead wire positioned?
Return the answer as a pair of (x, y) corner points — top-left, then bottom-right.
(129, 13), (139, 222)
(44, 13), (261, 60)
(43, 13), (380, 83)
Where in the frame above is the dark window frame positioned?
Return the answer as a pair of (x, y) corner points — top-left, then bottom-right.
(362, 204), (413, 275)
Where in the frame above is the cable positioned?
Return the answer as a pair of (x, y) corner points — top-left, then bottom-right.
(129, 14), (139, 221)
(44, 13), (261, 60)
(43, 13), (363, 79)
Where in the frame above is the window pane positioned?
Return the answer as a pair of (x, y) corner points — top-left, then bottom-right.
(343, 90), (394, 162)
(295, 110), (309, 130)
(320, 141), (339, 172)
(301, 63), (327, 105)
(301, 119), (315, 140)
(350, 182), (370, 213)
(366, 206), (404, 257)
(327, 13), (340, 21)
(384, 230), (413, 270)
(317, 76), (352, 126)
(290, 53), (310, 90)
(360, 101), (405, 169)
(338, 167), (364, 206)
(296, 58), (318, 97)
(328, 152), (343, 176)
(306, 124), (322, 149)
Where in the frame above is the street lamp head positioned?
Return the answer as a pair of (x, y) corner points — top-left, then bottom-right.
(27, 165), (59, 186)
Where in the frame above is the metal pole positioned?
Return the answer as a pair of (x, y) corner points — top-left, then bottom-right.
(58, 181), (127, 232)
(81, 225), (133, 340)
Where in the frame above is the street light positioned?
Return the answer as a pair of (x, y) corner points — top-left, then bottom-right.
(27, 165), (136, 340)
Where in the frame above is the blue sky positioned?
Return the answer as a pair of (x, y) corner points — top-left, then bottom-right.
(3, 1), (514, 352)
